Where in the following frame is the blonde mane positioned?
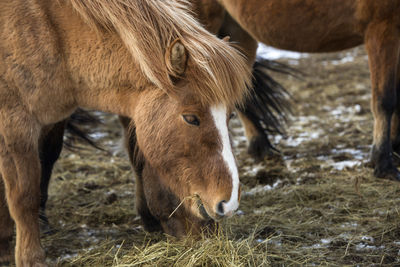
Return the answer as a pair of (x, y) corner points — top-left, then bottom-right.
(69, 0), (251, 106)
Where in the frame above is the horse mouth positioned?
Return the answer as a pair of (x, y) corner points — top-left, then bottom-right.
(196, 198), (223, 221)
(197, 199), (212, 220)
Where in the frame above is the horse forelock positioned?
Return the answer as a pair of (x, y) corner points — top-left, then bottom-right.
(69, 0), (252, 107)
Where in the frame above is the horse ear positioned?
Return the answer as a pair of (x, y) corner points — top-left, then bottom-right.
(222, 36), (230, 42)
(166, 38), (188, 77)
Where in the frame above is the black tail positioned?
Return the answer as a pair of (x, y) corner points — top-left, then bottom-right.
(237, 58), (299, 157)
(64, 109), (104, 151)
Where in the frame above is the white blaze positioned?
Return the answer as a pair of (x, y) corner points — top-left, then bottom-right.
(210, 105), (239, 215)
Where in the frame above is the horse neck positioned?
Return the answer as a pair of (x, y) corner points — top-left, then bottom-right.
(49, 0), (148, 117)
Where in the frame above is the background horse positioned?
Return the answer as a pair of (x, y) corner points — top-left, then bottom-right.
(191, 0), (294, 161)
(196, 0), (400, 180)
(0, 0), (251, 265)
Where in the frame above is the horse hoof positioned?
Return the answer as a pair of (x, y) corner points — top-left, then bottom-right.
(0, 242), (12, 266)
(0, 256), (11, 267)
(0, 260), (10, 267)
(0, 252), (12, 267)
(141, 215), (163, 233)
(247, 135), (274, 162)
(374, 167), (400, 181)
(388, 171), (400, 182)
(392, 151), (400, 167)
(364, 160), (375, 169)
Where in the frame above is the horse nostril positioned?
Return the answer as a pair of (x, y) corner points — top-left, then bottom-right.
(216, 200), (226, 216)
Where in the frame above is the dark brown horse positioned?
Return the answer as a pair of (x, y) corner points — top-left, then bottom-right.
(0, 0), (252, 265)
(194, 0), (400, 180)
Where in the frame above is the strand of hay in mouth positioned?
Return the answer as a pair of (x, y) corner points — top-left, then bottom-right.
(168, 195), (197, 219)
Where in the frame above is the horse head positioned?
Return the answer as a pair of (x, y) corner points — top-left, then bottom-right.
(132, 39), (243, 235)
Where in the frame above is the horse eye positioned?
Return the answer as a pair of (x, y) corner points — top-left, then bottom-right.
(229, 112), (236, 120)
(182, 114), (200, 126)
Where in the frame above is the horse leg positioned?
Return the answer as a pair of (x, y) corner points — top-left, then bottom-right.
(390, 58), (400, 155)
(237, 112), (274, 160)
(38, 121), (65, 232)
(119, 116), (162, 232)
(0, 114), (45, 266)
(0, 177), (14, 264)
(218, 13), (258, 63)
(190, 0), (226, 34)
(365, 22), (400, 180)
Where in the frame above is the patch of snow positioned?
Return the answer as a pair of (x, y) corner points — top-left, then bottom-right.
(273, 134), (283, 144)
(256, 237), (283, 247)
(330, 160), (361, 171)
(257, 44), (305, 60)
(355, 243), (384, 251)
(58, 253), (78, 261)
(85, 246), (96, 252)
(331, 148), (366, 160)
(241, 162), (268, 177)
(329, 105), (363, 122)
(331, 55), (355, 65)
(244, 179), (282, 196)
(303, 238), (333, 250)
(302, 243), (323, 250)
(267, 238), (282, 247)
(321, 238), (333, 245)
(361, 236), (374, 243)
(318, 147), (367, 170)
(340, 222), (358, 229)
(297, 115), (320, 123)
(285, 159), (300, 173)
(236, 210), (245, 216)
(284, 136), (308, 147)
(89, 132), (107, 140)
(283, 130), (322, 147)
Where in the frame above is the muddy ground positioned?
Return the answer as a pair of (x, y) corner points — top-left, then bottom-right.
(11, 46), (400, 266)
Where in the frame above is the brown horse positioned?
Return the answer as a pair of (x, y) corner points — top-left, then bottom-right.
(35, 0), (292, 244)
(194, 0), (400, 180)
(0, 0), (251, 265)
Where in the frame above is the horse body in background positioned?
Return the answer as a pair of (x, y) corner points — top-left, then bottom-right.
(191, 0), (292, 160)
(201, 0), (400, 180)
(0, 0), (251, 265)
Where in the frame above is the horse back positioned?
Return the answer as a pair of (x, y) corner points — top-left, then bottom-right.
(220, 0), (400, 52)
(0, 0), (79, 124)
(357, 0), (400, 31)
